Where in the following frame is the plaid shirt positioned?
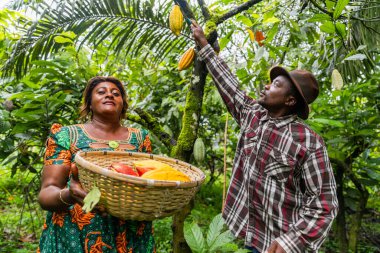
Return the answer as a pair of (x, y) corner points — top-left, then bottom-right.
(198, 45), (338, 253)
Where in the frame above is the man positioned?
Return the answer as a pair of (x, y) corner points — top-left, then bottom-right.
(191, 21), (338, 253)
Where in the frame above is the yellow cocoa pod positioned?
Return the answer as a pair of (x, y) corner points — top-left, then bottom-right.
(178, 47), (195, 71)
(169, 5), (183, 36)
(132, 160), (175, 171)
(141, 168), (191, 182)
(247, 28), (254, 42)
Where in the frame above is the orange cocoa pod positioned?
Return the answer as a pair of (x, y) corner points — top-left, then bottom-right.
(141, 168), (191, 182)
(255, 30), (265, 46)
(178, 47), (195, 71)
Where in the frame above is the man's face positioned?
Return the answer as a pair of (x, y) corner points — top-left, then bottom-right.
(258, 75), (294, 113)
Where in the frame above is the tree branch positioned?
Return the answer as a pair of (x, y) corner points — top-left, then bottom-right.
(280, 0), (308, 63)
(126, 108), (177, 147)
(308, 0), (374, 22)
(197, 0), (211, 19)
(175, 0), (196, 20)
(216, 0), (264, 25)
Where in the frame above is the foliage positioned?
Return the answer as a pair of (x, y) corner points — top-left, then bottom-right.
(0, 167), (41, 252)
(184, 213), (249, 253)
(2, 0), (192, 78)
(0, 0), (379, 252)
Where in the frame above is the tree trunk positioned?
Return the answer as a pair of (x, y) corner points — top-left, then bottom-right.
(335, 164), (349, 253)
(170, 1), (267, 251)
(348, 189), (369, 252)
(171, 57), (208, 253)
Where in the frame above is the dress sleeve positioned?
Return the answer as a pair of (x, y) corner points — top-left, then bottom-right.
(139, 129), (152, 154)
(44, 123), (72, 166)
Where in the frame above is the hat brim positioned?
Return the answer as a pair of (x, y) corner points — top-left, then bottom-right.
(269, 66), (309, 120)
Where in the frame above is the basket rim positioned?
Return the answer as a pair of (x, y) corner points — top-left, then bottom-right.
(75, 151), (206, 188)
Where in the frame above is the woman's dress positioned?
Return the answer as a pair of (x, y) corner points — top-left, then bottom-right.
(38, 123), (155, 253)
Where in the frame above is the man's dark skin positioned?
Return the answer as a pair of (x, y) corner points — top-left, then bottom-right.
(191, 20), (294, 253)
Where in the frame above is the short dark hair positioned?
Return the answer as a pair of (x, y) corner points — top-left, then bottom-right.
(79, 76), (128, 120)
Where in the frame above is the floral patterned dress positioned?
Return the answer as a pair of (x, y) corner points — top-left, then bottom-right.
(37, 123), (155, 253)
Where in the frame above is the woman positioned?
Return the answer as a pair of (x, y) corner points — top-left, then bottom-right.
(37, 76), (155, 253)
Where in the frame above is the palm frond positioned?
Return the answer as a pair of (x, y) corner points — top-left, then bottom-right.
(3, 0), (193, 78)
(337, 0), (380, 83)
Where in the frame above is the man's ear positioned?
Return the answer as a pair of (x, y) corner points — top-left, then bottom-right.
(285, 95), (297, 107)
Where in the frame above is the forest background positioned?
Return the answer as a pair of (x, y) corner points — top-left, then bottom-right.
(0, 0), (379, 252)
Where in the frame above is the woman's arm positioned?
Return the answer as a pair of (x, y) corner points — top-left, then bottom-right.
(38, 163), (87, 211)
(38, 164), (73, 211)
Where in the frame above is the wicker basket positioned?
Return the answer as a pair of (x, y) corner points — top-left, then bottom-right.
(75, 151), (205, 221)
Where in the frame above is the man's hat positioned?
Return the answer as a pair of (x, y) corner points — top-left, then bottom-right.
(269, 66), (319, 120)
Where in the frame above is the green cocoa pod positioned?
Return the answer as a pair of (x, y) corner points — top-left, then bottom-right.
(193, 137), (205, 163)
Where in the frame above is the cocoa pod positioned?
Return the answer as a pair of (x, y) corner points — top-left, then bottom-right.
(193, 137), (205, 163)
(178, 47), (195, 71)
(169, 5), (183, 36)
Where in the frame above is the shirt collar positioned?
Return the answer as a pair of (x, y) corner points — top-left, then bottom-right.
(261, 109), (298, 128)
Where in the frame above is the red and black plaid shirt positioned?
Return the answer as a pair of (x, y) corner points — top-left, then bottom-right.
(199, 45), (338, 253)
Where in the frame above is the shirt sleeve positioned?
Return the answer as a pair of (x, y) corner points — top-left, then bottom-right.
(198, 44), (256, 126)
(44, 123), (72, 166)
(275, 146), (339, 252)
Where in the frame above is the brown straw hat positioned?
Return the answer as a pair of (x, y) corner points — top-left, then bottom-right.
(270, 66), (319, 120)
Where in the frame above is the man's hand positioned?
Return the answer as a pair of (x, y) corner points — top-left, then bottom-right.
(190, 20), (209, 48)
(265, 241), (286, 253)
(69, 163), (87, 205)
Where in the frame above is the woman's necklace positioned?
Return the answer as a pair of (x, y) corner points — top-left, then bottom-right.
(87, 121), (125, 149)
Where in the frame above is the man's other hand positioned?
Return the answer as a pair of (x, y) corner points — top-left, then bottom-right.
(265, 241), (286, 253)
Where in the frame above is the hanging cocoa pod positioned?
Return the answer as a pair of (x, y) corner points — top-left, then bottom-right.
(169, 5), (184, 36)
(178, 47), (195, 71)
(193, 137), (205, 163)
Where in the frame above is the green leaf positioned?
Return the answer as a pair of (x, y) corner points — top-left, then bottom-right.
(265, 23), (279, 42)
(234, 249), (251, 253)
(334, 0), (349, 19)
(320, 21), (335, 34)
(60, 31), (77, 39)
(263, 17), (280, 24)
(335, 22), (346, 38)
(364, 168), (380, 181)
(311, 118), (345, 127)
(344, 54), (367, 61)
(0, 121), (11, 133)
(290, 20), (300, 33)
(184, 223), (206, 253)
(236, 15), (253, 27)
(206, 213), (225, 247)
(308, 13), (332, 22)
(209, 230), (235, 252)
(54, 36), (74, 44)
(325, 0), (335, 11)
(218, 243), (238, 252)
(82, 186), (101, 213)
(332, 69), (344, 90)
(219, 31), (233, 51)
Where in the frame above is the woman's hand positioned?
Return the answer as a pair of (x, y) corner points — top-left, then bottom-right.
(191, 20), (209, 48)
(69, 163), (87, 205)
(70, 163), (108, 216)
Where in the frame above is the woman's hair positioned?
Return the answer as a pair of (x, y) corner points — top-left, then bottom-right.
(79, 76), (128, 121)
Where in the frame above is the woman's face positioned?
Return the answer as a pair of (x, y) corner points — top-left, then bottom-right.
(90, 81), (124, 118)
